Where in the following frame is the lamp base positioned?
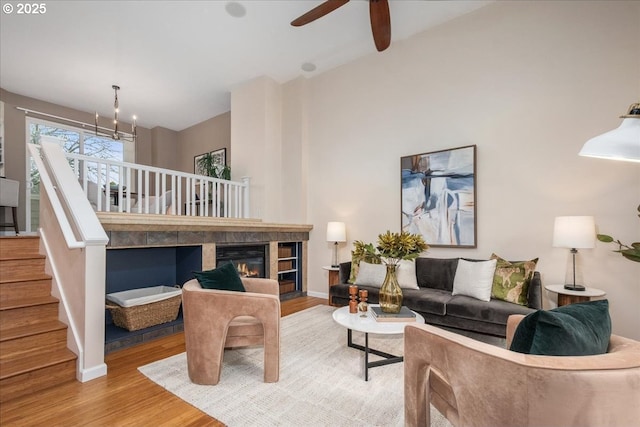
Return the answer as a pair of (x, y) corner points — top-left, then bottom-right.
(564, 284), (585, 291)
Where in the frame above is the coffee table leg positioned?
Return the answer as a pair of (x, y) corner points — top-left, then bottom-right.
(347, 329), (403, 381)
(365, 332), (369, 381)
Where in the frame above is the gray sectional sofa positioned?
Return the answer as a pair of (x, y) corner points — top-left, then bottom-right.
(329, 257), (542, 337)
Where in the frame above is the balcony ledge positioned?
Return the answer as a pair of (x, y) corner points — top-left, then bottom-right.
(96, 212), (313, 233)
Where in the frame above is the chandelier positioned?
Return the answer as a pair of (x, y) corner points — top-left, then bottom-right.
(94, 84), (137, 142)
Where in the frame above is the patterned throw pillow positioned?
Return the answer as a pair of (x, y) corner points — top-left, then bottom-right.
(490, 254), (538, 306)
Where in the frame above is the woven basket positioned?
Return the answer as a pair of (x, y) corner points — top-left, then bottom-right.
(106, 294), (182, 331)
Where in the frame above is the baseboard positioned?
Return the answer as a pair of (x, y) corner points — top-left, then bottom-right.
(307, 290), (327, 299)
(79, 363), (108, 382)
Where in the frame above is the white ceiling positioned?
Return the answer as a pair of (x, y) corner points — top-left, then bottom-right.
(0, 0), (491, 131)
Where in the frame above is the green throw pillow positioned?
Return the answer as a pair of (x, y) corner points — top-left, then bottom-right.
(490, 254), (538, 306)
(510, 299), (611, 356)
(193, 262), (245, 292)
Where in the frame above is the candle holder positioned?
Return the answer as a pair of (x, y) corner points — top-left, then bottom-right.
(349, 285), (358, 313)
(358, 289), (368, 313)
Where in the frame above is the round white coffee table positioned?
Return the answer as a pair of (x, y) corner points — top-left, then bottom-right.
(332, 304), (425, 381)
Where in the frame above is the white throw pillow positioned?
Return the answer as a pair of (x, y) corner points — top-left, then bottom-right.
(355, 260), (419, 289)
(354, 262), (386, 287)
(397, 260), (419, 289)
(452, 259), (497, 302)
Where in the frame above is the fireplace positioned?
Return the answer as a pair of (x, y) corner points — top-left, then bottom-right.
(216, 244), (267, 278)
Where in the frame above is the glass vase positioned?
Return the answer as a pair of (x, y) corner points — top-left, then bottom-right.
(379, 263), (403, 313)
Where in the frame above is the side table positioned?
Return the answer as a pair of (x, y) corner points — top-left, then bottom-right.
(545, 284), (606, 307)
(323, 266), (340, 306)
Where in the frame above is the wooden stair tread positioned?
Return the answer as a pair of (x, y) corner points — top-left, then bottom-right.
(0, 274), (52, 285)
(0, 348), (77, 380)
(0, 320), (67, 342)
(0, 295), (59, 311)
(0, 235), (79, 403)
(0, 254), (46, 261)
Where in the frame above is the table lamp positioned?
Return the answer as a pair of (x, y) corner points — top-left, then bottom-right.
(552, 216), (596, 291)
(326, 221), (346, 268)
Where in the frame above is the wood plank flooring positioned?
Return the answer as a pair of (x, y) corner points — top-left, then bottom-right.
(0, 296), (327, 427)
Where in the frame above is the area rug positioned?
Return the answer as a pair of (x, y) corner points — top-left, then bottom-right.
(138, 305), (452, 427)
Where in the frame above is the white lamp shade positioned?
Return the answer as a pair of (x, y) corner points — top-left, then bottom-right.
(552, 216), (596, 249)
(326, 221), (346, 242)
(579, 117), (640, 163)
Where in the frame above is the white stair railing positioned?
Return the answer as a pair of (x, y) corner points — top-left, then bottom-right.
(64, 152), (251, 218)
(28, 140), (109, 383)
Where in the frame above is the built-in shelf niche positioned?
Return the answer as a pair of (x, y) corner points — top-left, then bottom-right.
(104, 245), (202, 353)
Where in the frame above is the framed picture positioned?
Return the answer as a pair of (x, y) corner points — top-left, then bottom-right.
(401, 145), (477, 248)
(194, 148), (226, 176)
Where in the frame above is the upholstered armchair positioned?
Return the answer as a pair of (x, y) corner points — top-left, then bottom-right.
(182, 277), (281, 385)
(404, 315), (640, 427)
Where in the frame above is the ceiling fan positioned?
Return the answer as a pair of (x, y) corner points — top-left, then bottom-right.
(291, 0), (391, 52)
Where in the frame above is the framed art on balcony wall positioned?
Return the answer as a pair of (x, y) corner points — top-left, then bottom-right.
(400, 145), (477, 248)
(194, 148), (226, 176)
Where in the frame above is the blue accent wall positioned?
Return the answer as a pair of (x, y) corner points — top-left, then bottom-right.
(106, 246), (202, 294)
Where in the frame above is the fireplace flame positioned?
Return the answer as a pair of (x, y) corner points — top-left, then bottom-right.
(236, 263), (259, 278)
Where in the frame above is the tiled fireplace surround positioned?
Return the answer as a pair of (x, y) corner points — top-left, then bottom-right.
(99, 213), (312, 352)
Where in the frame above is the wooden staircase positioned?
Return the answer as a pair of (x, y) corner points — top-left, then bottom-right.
(0, 235), (77, 403)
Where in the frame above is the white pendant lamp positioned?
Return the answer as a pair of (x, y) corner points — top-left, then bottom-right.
(579, 103), (640, 163)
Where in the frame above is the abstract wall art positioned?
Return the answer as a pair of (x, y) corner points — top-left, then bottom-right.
(401, 145), (477, 248)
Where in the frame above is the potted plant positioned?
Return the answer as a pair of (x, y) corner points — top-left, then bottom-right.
(195, 152), (231, 215)
(196, 152), (231, 180)
(596, 205), (640, 262)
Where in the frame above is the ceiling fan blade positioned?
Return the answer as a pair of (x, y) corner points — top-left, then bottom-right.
(291, 0), (350, 27)
(370, 0), (391, 51)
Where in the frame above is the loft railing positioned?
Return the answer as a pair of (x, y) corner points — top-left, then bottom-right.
(64, 152), (250, 218)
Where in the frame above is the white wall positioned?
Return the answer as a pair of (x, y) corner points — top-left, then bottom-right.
(297, 1), (639, 338)
(231, 76), (283, 221)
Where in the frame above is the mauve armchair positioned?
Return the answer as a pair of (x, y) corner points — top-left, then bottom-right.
(404, 314), (640, 427)
(182, 277), (281, 385)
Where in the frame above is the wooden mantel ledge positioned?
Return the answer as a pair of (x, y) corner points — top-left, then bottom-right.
(96, 212), (313, 233)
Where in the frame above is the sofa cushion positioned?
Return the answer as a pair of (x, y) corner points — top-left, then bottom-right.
(446, 295), (534, 325)
(193, 262), (245, 292)
(452, 259), (497, 302)
(415, 258), (459, 291)
(510, 300), (611, 356)
(402, 288), (453, 316)
(330, 284), (380, 302)
(490, 254), (538, 306)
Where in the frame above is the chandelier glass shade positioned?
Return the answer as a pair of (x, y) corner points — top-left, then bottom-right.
(95, 85), (137, 142)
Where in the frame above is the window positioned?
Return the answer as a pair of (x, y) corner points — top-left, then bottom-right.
(26, 118), (135, 231)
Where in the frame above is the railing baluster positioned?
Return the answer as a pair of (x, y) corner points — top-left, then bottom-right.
(144, 170), (150, 213)
(62, 152), (250, 218)
(124, 167), (131, 213)
(137, 168), (142, 212)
